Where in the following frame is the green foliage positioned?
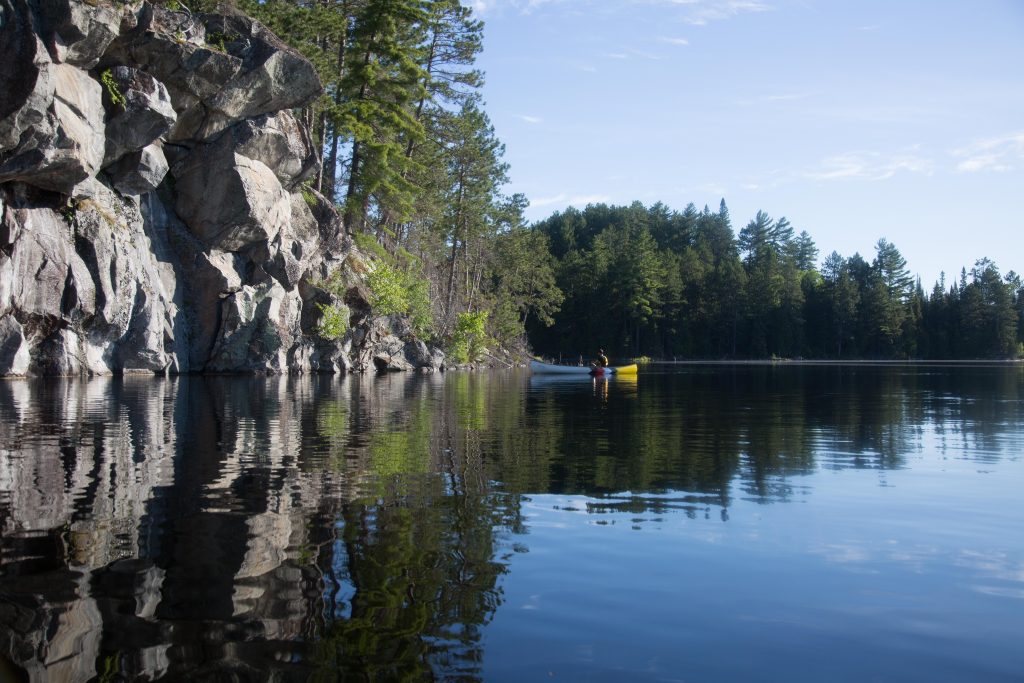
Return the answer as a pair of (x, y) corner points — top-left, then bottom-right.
(449, 311), (488, 364)
(316, 302), (350, 340)
(301, 186), (319, 210)
(59, 201), (77, 227)
(366, 261), (409, 317)
(206, 31), (237, 53)
(405, 274), (433, 338)
(529, 200), (1024, 360)
(352, 231), (389, 260)
(100, 69), (126, 109)
(355, 236), (434, 336)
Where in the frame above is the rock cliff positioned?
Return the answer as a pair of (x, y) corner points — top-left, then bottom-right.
(0, 0), (443, 376)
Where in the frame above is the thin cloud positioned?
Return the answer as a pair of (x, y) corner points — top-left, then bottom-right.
(531, 192), (611, 208)
(516, 114), (544, 124)
(659, 36), (690, 46)
(952, 132), (1024, 173)
(805, 151), (934, 182)
(475, 0), (770, 24)
(604, 48), (663, 61)
(680, 0), (771, 26)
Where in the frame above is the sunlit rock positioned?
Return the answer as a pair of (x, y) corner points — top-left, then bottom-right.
(101, 66), (176, 167)
(105, 142), (169, 196)
(230, 111), (319, 190)
(0, 314), (30, 376)
(36, 0), (121, 69)
(0, 61), (104, 195)
(173, 136), (291, 252)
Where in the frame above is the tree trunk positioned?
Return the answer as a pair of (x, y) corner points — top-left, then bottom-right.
(322, 19), (348, 200)
(343, 140), (362, 233)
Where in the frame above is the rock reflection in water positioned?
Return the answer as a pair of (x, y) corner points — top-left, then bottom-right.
(0, 374), (512, 681)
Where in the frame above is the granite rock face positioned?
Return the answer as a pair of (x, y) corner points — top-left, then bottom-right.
(0, 0), (442, 377)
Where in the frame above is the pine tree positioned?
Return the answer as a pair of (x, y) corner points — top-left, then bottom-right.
(868, 239), (914, 356)
(340, 0), (428, 233)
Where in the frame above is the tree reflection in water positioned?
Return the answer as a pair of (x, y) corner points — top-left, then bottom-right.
(0, 364), (1019, 680)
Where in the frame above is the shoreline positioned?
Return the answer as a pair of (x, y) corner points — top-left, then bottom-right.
(642, 358), (1024, 366)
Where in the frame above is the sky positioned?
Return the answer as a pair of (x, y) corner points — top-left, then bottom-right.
(470, 0), (1024, 287)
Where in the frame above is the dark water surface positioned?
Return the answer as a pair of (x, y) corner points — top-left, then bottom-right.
(1, 365), (1022, 682)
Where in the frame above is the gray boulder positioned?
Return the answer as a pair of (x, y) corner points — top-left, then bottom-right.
(36, 0), (121, 68)
(206, 281), (303, 372)
(102, 66), (177, 166)
(104, 4), (242, 140)
(0, 181), (185, 376)
(0, 1), (52, 153)
(0, 60), (105, 195)
(106, 143), (169, 196)
(172, 135), (291, 251)
(177, 247), (244, 371)
(231, 111), (319, 190)
(0, 202), (95, 323)
(196, 14), (321, 138)
(0, 314), (31, 376)
(105, 5), (320, 142)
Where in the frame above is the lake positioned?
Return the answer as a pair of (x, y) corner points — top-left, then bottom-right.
(1, 364), (1022, 682)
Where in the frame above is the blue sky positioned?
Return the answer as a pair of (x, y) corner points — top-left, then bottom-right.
(471, 0), (1024, 287)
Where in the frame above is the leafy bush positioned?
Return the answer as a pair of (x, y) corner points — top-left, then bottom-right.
(364, 260), (434, 337)
(366, 261), (408, 316)
(449, 311), (488, 364)
(316, 302), (350, 340)
(405, 275), (433, 338)
(353, 232), (389, 261)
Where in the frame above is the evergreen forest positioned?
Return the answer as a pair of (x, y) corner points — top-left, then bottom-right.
(191, 0), (1021, 361)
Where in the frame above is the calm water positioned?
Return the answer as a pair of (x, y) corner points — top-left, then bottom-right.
(1, 365), (1022, 682)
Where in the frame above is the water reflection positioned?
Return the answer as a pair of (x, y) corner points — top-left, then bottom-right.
(0, 365), (1021, 680)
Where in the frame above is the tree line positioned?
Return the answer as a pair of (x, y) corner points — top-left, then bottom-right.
(527, 200), (1024, 360)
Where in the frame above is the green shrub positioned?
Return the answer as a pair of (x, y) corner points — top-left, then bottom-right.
(354, 235), (435, 337)
(353, 232), (389, 261)
(449, 311), (488, 364)
(301, 186), (318, 209)
(366, 261), (408, 316)
(316, 302), (350, 340)
(206, 31), (237, 53)
(405, 275), (433, 338)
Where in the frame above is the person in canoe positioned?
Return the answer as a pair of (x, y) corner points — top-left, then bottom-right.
(594, 349), (609, 368)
